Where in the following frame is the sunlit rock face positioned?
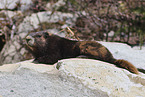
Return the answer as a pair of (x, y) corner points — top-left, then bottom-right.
(0, 59), (145, 97)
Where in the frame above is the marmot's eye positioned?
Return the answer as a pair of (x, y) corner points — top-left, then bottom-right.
(44, 32), (49, 38)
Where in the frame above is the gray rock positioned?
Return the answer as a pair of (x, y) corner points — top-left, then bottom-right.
(0, 0), (19, 10)
(18, 11), (77, 34)
(20, 0), (33, 11)
(0, 59), (145, 97)
(0, 10), (23, 19)
(57, 58), (145, 97)
(0, 0), (32, 11)
(46, 0), (66, 11)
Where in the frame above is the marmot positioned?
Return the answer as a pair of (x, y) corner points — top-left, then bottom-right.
(25, 31), (139, 74)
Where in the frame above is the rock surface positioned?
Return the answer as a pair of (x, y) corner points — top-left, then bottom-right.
(0, 0), (32, 11)
(18, 11), (77, 34)
(0, 58), (145, 97)
(46, 0), (66, 11)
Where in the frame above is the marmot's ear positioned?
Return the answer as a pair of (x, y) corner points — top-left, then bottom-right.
(44, 32), (49, 38)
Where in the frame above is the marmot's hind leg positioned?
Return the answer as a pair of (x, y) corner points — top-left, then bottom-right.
(79, 41), (115, 63)
(79, 41), (139, 74)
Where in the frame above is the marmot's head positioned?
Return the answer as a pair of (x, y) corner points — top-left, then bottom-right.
(25, 31), (50, 57)
(26, 31), (49, 47)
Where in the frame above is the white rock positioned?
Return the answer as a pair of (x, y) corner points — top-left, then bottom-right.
(46, 3), (51, 10)
(0, 0), (32, 11)
(18, 11), (77, 34)
(46, 0), (65, 11)
(104, 31), (114, 37)
(0, 59), (145, 97)
(20, 0), (32, 11)
(52, 0), (65, 10)
(57, 58), (145, 97)
(0, 10), (23, 18)
(0, 0), (19, 9)
(0, 59), (108, 97)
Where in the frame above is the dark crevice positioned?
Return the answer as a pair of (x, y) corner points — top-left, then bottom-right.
(0, 35), (6, 51)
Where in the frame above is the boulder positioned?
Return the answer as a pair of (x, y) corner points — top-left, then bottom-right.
(18, 11), (77, 34)
(0, 58), (145, 97)
(0, 0), (32, 11)
(57, 59), (145, 97)
(46, 0), (66, 11)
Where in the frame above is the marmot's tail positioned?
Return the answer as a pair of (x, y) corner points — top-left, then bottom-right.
(113, 59), (139, 74)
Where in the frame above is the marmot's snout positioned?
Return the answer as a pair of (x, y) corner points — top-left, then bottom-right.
(26, 35), (35, 47)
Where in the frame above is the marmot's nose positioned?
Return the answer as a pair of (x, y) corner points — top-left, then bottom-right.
(25, 35), (35, 46)
(26, 36), (31, 42)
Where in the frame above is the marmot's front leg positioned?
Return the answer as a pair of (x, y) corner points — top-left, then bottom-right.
(34, 55), (61, 64)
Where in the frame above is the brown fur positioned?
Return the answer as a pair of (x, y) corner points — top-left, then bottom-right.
(25, 31), (139, 74)
(114, 60), (138, 74)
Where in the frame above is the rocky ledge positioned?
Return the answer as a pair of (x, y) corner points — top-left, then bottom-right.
(0, 58), (145, 97)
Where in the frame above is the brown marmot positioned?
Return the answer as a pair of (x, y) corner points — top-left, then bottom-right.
(25, 31), (139, 74)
